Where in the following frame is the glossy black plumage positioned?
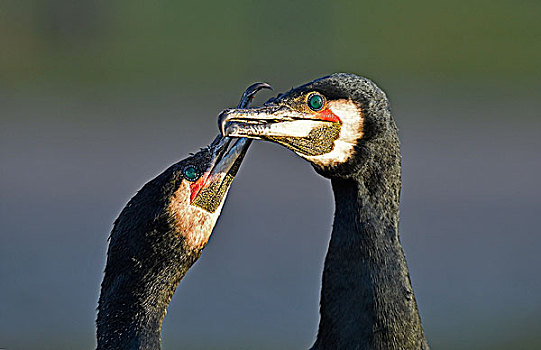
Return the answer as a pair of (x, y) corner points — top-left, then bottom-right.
(97, 162), (202, 349)
(220, 74), (429, 349)
(96, 83), (271, 350)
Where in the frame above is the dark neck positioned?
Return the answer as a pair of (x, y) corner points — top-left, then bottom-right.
(313, 158), (428, 349)
(96, 167), (200, 350)
(97, 246), (198, 350)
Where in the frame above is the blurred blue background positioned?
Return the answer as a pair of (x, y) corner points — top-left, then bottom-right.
(1, 1), (540, 349)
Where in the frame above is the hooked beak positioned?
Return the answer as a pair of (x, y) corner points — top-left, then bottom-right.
(190, 82), (272, 212)
(218, 105), (328, 140)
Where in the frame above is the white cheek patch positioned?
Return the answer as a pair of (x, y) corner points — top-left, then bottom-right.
(304, 99), (363, 167)
(168, 181), (226, 251)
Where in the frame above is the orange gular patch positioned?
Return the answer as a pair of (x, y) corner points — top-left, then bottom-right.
(315, 108), (341, 123)
(189, 172), (211, 203)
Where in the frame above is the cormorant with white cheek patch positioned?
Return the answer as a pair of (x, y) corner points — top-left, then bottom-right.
(219, 73), (429, 350)
(96, 83), (271, 350)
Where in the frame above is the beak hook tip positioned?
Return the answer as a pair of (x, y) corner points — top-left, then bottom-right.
(219, 81), (272, 136)
(218, 111), (228, 137)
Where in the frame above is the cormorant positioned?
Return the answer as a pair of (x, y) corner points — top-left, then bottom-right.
(219, 73), (429, 349)
(96, 83), (271, 350)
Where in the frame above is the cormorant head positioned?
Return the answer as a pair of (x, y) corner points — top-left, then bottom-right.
(176, 135), (249, 215)
(163, 135), (250, 250)
(218, 73), (397, 179)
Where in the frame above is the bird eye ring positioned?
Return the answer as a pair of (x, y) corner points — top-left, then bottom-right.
(307, 92), (325, 111)
(183, 165), (200, 182)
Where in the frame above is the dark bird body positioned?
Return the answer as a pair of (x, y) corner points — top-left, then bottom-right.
(220, 73), (429, 349)
(96, 83), (270, 350)
(97, 159), (212, 349)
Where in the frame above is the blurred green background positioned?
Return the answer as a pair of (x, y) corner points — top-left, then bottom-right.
(3, 0), (540, 90)
(1, 1), (540, 349)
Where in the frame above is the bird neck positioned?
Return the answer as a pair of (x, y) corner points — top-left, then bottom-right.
(96, 167), (204, 350)
(313, 151), (428, 349)
(96, 248), (199, 350)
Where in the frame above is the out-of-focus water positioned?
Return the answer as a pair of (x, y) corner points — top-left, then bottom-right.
(1, 86), (540, 349)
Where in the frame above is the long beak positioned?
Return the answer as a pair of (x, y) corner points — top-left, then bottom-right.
(189, 135), (249, 212)
(190, 82), (272, 212)
(207, 135), (250, 182)
(218, 105), (325, 139)
(200, 81), (274, 193)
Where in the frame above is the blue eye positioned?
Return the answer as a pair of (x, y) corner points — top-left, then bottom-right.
(183, 165), (200, 182)
(307, 93), (325, 111)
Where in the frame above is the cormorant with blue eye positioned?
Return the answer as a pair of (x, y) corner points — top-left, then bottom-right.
(96, 83), (271, 350)
(219, 73), (429, 350)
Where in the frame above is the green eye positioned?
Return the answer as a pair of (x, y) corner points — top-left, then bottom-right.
(183, 165), (200, 182)
(307, 93), (325, 111)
